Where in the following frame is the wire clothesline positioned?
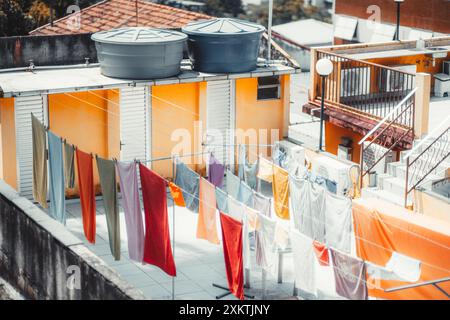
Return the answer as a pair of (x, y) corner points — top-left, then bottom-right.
(50, 90), (450, 258)
(41, 123), (449, 297)
(40, 89), (450, 294)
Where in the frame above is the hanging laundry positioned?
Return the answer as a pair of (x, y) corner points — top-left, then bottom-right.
(385, 252), (421, 282)
(237, 144), (247, 181)
(252, 192), (271, 217)
(48, 131), (66, 224)
(76, 149), (96, 244)
(274, 223), (289, 250)
(272, 165), (290, 220)
(219, 212), (244, 300)
(116, 161), (145, 262)
(313, 240), (329, 266)
(289, 176), (326, 242)
(291, 229), (317, 297)
(312, 173), (338, 194)
(330, 248), (368, 300)
(97, 157), (120, 260)
(139, 163), (176, 276)
(215, 187), (229, 213)
(244, 160), (258, 190)
(237, 180), (254, 207)
(257, 156), (274, 183)
(175, 161), (200, 213)
(63, 142), (75, 189)
(169, 182), (185, 207)
(208, 154), (225, 188)
(227, 196), (245, 222)
(226, 170), (241, 200)
(31, 114), (48, 209)
(197, 178), (220, 245)
(324, 192), (352, 254)
(255, 214), (277, 275)
(365, 256), (421, 283)
(243, 206), (259, 270)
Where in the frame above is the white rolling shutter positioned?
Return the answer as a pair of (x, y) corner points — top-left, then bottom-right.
(206, 80), (235, 167)
(15, 95), (47, 199)
(119, 86), (151, 164)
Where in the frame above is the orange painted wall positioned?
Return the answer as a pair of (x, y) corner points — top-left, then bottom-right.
(151, 83), (201, 179)
(0, 98), (17, 190)
(48, 90), (120, 196)
(325, 121), (363, 162)
(235, 75), (289, 162)
(366, 52), (450, 89)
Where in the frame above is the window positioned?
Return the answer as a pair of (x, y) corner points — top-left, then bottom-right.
(257, 76), (280, 100)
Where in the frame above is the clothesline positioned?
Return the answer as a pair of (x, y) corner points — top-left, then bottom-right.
(244, 147), (450, 254)
(36, 122), (414, 298)
(33, 93), (448, 298)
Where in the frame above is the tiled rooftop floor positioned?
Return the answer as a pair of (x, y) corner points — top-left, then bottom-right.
(63, 193), (301, 300)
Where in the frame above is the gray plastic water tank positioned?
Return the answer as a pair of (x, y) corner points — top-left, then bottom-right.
(182, 18), (265, 73)
(92, 27), (187, 79)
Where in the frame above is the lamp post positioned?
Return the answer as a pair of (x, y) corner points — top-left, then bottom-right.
(394, 0), (405, 41)
(316, 58), (333, 151)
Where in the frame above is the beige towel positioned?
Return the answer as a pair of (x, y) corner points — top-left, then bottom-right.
(32, 114), (47, 208)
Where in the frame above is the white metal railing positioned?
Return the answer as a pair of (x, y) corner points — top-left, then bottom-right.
(358, 87), (418, 146)
(403, 115), (450, 160)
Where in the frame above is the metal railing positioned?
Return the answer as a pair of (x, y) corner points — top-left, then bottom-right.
(358, 88), (417, 186)
(404, 118), (450, 207)
(314, 50), (416, 126)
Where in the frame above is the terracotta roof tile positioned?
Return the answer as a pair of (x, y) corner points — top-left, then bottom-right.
(30, 0), (211, 35)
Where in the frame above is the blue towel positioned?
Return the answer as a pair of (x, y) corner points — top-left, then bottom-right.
(175, 161), (200, 213)
(48, 131), (66, 224)
(237, 180), (254, 207)
(226, 170), (241, 200)
(244, 160), (258, 190)
(215, 187), (229, 213)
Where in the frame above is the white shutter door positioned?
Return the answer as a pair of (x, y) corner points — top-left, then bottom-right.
(206, 80), (235, 167)
(15, 95), (47, 199)
(119, 86), (151, 163)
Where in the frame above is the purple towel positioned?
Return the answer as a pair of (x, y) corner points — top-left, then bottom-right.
(208, 154), (225, 188)
(116, 161), (145, 262)
(330, 248), (368, 300)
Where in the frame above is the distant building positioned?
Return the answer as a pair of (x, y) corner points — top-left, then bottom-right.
(272, 19), (333, 70)
(332, 0), (450, 45)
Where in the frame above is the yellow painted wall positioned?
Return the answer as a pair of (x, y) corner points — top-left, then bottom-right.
(48, 90), (120, 196)
(0, 98), (17, 190)
(235, 75), (290, 162)
(151, 83), (201, 179)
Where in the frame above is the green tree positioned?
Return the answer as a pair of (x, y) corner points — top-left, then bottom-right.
(205, 0), (243, 17)
(0, 0), (34, 36)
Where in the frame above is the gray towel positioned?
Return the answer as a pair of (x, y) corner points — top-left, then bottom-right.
(175, 161), (200, 213)
(252, 191), (271, 217)
(63, 142), (75, 189)
(226, 170), (241, 200)
(237, 180), (254, 207)
(215, 187), (229, 213)
(97, 157), (121, 260)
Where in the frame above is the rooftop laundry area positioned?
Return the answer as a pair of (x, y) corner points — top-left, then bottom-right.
(0, 17), (449, 301)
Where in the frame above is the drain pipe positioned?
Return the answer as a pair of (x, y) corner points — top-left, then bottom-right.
(267, 0), (273, 64)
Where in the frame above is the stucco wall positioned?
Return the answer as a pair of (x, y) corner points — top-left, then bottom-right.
(0, 180), (145, 300)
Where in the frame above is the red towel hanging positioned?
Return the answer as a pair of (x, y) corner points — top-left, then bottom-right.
(313, 240), (330, 266)
(139, 163), (176, 277)
(76, 149), (96, 244)
(219, 212), (244, 300)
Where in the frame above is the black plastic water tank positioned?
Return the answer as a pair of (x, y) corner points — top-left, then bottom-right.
(92, 27), (187, 79)
(182, 18), (265, 73)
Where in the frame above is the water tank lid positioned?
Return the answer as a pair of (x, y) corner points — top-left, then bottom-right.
(182, 18), (265, 36)
(91, 27), (187, 45)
